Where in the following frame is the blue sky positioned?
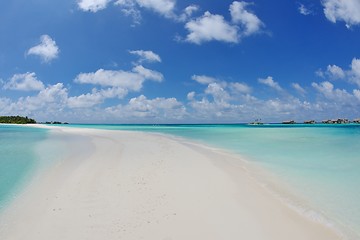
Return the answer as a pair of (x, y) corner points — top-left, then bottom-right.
(1, 0), (360, 123)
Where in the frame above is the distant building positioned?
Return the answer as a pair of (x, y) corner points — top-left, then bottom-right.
(304, 120), (316, 124)
(322, 119), (349, 124)
(353, 119), (360, 124)
(282, 120), (296, 124)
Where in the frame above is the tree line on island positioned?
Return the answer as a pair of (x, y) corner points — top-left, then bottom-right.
(0, 116), (68, 124)
(0, 116), (36, 124)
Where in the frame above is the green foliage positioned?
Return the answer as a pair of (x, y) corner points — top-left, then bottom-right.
(0, 116), (36, 124)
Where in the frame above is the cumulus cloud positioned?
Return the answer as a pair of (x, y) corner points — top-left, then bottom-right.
(74, 65), (163, 91)
(191, 75), (217, 85)
(312, 81), (355, 103)
(185, 11), (239, 44)
(187, 91), (196, 100)
(129, 50), (161, 63)
(80, 0), (195, 24)
(205, 82), (231, 104)
(67, 87), (129, 108)
(69, 65), (164, 108)
(11, 83), (68, 115)
(3, 72), (44, 91)
(114, 0), (142, 24)
(115, 0), (177, 21)
(258, 76), (283, 91)
(77, 0), (112, 12)
(191, 75), (251, 99)
(317, 58), (360, 87)
(106, 95), (186, 121)
(135, 0), (176, 17)
(184, 5), (199, 16)
(184, 1), (263, 44)
(349, 58), (360, 86)
(67, 90), (104, 108)
(229, 82), (252, 94)
(187, 75), (263, 121)
(27, 35), (59, 63)
(291, 83), (307, 95)
(230, 1), (263, 36)
(327, 64), (346, 79)
(353, 89), (360, 101)
(298, 3), (312, 16)
(322, 0), (360, 28)
(133, 65), (163, 81)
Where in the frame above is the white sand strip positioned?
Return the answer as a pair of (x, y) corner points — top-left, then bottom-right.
(0, 126), (341, 240)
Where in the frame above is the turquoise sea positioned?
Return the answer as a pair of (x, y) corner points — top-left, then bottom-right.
(0, 125), (48, 210)
(0, 125), (66, 212)
(1, 124), (359, 239)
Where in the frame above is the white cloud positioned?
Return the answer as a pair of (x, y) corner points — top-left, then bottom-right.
(185, 11), (239, 44)
(312, 81), (356, 103)
(322, 0), (360, 28)
(353, 89), (360, 101)
(75, 69), (142, 90)
(327, 64), (346, 79)
(10, 83), (68, 116)
(316, 69), (325, 78)
(106, 95), (186, 121)
(312, 81), (334, 97)
(132, 65), (163, 82)
(136, 0), (176, 17)
(291, 83), (307, 95)
(258, 76), (283, 91)
(184, 5), (199, 18)
(3, 72), (44, 91)
(99, 87), (129, 98)
(187, 91), (196, 100)
(67, 89), (104, 108)
(77, 0), (112, 12)
(229, 82), (252, 94)
(318, 58), (360, 87)
(129, 50), (161, 63)
(177, 4), (199, 22)
(298, 3), (312, 16)
(67, 87), (129, 108)
(115, 0), (176, 19)
(184, 1), (263, 44)
(68, 85), (129, 108)
(205, 82), (231, 104)
(74, 65), (163, 91)
(191, 75), (217, 85)
(27, 35), (59, 63)
(115, 0), (142, 25)
(230, 1), (263, 36)
(349, 58), (360, 86)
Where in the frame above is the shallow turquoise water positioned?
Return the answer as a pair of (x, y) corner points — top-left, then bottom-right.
(2, 123), (360, 238)
(68, 123), (360, 238)
(0, 125), (48, 210)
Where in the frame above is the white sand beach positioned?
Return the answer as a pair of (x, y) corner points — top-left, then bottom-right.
(0, 126), (341, 240)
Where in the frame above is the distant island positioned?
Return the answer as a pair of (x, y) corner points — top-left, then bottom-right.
(0, 116), (36, 124)
(281, 118), (360, 125)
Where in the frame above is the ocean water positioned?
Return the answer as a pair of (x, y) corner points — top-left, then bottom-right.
(68, 123), (360, 239)
(1, 123), (359, 239)
(0, 125), (48, 210)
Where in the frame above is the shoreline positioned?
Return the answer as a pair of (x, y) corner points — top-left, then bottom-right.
(0, 125), (342, 240)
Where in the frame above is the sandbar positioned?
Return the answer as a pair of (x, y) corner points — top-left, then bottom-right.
(0, 126), (341, 240)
